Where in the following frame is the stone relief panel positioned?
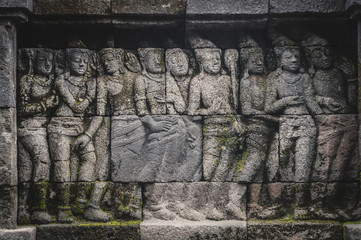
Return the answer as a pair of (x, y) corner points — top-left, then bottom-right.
(143, 183), (246, 221)
(15, 30), (359, 227)
(111, 115), (202, 182)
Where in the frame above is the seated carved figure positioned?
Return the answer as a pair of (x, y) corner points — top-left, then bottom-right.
(18, 48), (58, 224)
(265, 35), (323, 218)
(48, 48), (109, 223)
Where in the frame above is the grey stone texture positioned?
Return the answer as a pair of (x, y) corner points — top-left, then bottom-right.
(144, 183), (246, 221)
(0, 227), (36, 240)
(186, 0), (268, 16)
(111, 115), (202, 182)
(141, 220), (247, 240)
(36, 223), (140, 240)
(33, 0), (111, 15)
(345, 224), (361, 240)
(0, 22), (16, 108)
(270, 0), (345, 14)
(0, 108), (16, 186)
(248, 221), (343, 240)
(112, 0), (186, 16)
(0, 186), (17, 229)
(0, 0), (32, 10)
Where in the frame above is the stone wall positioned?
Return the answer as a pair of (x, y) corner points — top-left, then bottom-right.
(1, 0), (361, 239)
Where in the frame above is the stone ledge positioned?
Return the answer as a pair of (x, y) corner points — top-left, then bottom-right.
(270, 0), (346, 15)
(140, 220), (247, 240)
(36, 222), (140, 240)
(0, 227), (36, 240)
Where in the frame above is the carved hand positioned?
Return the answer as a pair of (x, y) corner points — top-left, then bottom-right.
(45, 95), (59, 108)
(71, 134), (91, 151)
(324, 97), (342, 112)
(282, 96), (303, 107)
(150, 121), (173, 132)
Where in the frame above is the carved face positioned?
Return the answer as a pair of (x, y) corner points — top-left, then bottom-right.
(34, 51), (53, 76)
(102, 53), (119, 75)
(281, 49), (300, 73)
(144, 50), (164, 74)
(311, 47), (332, 70)
(70, 52), (89, 76)
(202, 51), (221, 75)
(168, 52), (189, 78)
(247, 52), (264, 75)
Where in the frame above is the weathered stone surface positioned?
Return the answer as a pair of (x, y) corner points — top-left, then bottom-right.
(202, 115), (246, 182)
(0, 186), (17, 229)
(112, 0), (186, 16)
(0, 23), (16, 108)
(111, 115), (202, 182)
(144, 183), (246, 221)
(98, 49), (140, 116)
(0, 108), (16, 186)
(270, 0), (345, 14)
(186, 0), (268, 16)
(34, 0), (111, 15)
(345, 224), (361, 240)
(248, 182), (360, 221)
(0, 0), (32, 10)
(312, 115), (359, 182)
(248, 221), (343, 240)
(0, 227), (36, 240)
(36, 223), (140, 240)
(141, 220), (247, 240)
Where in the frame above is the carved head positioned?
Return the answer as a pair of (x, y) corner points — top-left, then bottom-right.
(280, 48), (300, 73)
(272, 35), (300, 72)
(139, 48), (165, 74)
(239, 36), (264, 75)
(34, 49), (53, 76)
(166, 48), (189, 78)
(100, 48), (124, 75)
(302, 35), (332, 70)
(195, 48), (222, 75)
(66, 48), (90, 76)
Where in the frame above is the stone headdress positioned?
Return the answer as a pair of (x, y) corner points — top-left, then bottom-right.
(272, 35), (298, 66)
(239, 36), (263, 65)
(99, 48), (125, 74)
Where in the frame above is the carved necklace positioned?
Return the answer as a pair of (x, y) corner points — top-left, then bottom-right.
(144, 72), (164, 82)
(66, 75), (86, 87)
(31, 75), (51, 87)
(106, 74), (123, 83)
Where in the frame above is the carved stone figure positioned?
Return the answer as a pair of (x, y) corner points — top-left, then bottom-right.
(48, 48), (109, 222)
(188, 37), (244, 181)
(265, 35), (323, 218)
(144, 183), (246, 221)
(115, 48), (202, 182)
(97, 48), (141, 115)
(18, 48), (58, 224)
(302, 35), (358, 182)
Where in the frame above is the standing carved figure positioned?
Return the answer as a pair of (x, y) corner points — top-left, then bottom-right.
(265, 35), (323, 217)
(134, 48), (187, 182)
(302, 35), (358, 219)
(188, 36), (243, 181)
(48, 48), (109, 222)
(302, 34), (358, 182)
(18, 49), (58, 223)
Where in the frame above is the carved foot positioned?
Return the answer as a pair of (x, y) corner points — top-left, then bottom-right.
(84, 207), (111, 222)
(57, 209), (76, 223)
(31, 211), (56, 224)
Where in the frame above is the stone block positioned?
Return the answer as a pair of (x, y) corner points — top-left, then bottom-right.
(0, 0), (32, 10)
(312, 115), (359, 182)
(140, 220), (247, 240)
(248, 221), (343, 240)
(186, 0), (268, 17)
(111, 115), (202, 182)
(270, 0), (345, 14)
(0, 227), (36, 240)
(0, 186), (17, 229)
(345, 224), (361, 240)
(248, 182), (360, 221)
(33, 0), (111, 15)
(144, 182), (246, 221)
(112, 0), (186, 16)
(0, 108), (16, 186)
(0, 23), (16, 108)
(36, 223), (140, 240)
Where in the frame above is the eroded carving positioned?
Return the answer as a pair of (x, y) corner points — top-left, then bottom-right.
(144, 183), (246, 221)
